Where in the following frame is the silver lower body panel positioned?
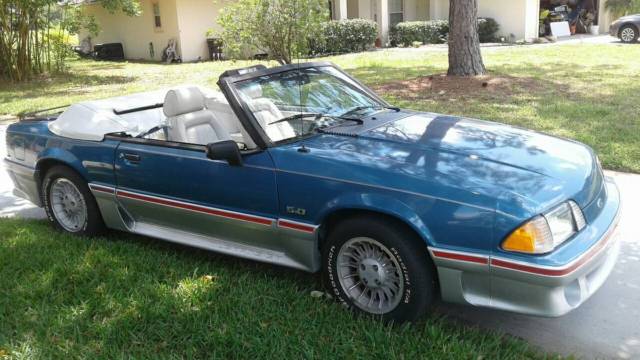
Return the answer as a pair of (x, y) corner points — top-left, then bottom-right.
(89, 184), (320, 272)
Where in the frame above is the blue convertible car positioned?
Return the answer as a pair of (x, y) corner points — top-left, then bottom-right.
(5, 62), (620, 322)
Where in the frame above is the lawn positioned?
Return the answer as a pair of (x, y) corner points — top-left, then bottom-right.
(0, 43), (636, 358)
(0, 218), (546, 359)
(1, 43), (639, 172)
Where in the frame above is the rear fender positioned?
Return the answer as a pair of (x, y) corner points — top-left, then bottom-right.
(36, 147), (89, 183)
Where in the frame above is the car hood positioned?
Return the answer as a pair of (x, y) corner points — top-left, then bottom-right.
(617, 14), (640, 21)
(273, 111), (603, 219)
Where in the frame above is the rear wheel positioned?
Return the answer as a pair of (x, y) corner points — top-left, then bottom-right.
(620, 25), (638, 43)
(42, 165), (104, 236)
(322, 216), (436, 323)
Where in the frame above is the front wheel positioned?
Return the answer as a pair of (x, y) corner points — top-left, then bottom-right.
(322, 216), (436, 323)
(42, 165), (105, 236)
(620, 25), (638, 43)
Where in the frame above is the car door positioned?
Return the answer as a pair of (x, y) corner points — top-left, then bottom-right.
(113, 139), (280, 251)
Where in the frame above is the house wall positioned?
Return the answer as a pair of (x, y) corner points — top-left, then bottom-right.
(478, 0), (539, 40)
(79, 0), (180, 61)
(428, 0), (538, 40)
(404, 0), (429, 21)
(175, 0), (228, 62)
(597, 0), (614, 34)
(429, 0), (449, 20)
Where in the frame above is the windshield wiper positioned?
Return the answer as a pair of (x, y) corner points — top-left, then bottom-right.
(268, 113), (363, 126)
(268, 113), (323, 126)
(341, 105), (400, 117)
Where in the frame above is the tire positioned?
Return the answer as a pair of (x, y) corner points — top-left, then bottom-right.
(619, 24), (638, 43)
(42, 165), (105, 236)
(322, 216), (436, 323)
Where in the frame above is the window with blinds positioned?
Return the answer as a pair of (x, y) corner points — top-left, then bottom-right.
(389, 0), (404, 27)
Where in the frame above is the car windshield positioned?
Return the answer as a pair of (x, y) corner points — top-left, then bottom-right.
(232, 66), (384, 143)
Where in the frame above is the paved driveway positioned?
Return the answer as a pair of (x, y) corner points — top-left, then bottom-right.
(1, 123), (638, 358)
(438, 170), (640, 359)
(0, 123), (45, 219)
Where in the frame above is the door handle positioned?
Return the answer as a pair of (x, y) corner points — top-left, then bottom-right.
(121, 153), (141, 162)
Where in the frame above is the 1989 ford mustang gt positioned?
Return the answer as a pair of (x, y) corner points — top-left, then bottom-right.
(5, 62), (620, 322)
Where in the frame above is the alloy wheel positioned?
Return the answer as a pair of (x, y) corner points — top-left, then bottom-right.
(50, 178), (88, 232)
(621, 27), (636, 42)
(336, 237), (404, 314)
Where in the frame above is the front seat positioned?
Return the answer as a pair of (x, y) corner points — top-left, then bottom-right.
(163, 86), (231, 145)
(243, 84), (296, 142)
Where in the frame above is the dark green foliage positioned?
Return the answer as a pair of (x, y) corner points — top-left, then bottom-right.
(390, 18), (500, 47)
(312, 19), (378, 55)
(478, 18), (500, 43)
(390, 20), (450, 47)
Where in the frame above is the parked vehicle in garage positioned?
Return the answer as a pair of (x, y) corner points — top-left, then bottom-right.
(4, 62), (620, 323)
(610, 14), (640, 43)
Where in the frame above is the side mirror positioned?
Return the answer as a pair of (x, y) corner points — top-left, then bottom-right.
(205, 140), (243, 166)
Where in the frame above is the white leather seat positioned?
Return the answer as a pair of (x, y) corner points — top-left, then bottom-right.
(205, 92), (257, 149)
(243, 84), (296, 142)
(163, 86), (231, 145)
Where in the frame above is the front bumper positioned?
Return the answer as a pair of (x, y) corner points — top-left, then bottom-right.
(431, 177), (621, 317)
(610, 22), (621, 37)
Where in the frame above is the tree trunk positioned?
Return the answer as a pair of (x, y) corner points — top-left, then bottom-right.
(447, 0), (486, 76)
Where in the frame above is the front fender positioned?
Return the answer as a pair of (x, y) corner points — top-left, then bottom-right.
(315, 191), (435, 245)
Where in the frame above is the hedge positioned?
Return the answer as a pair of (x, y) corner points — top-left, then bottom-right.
(477, 18), (500, 43)
(390, 18), (500, 47)
(389, 20), (449, 46)
(311, 19), (378, 55)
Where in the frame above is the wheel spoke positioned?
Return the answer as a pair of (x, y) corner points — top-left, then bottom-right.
(49, 178), (87, 232)
(336, 236), (406, 315)
(348, 281), (362, 292)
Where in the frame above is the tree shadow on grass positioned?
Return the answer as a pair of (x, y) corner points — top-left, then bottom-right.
(0, 219), (539, 358)
(363, 62), (640, 173)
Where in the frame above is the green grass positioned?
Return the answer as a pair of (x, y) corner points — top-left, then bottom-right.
(1, 43), (639, 172)
(0, 218), (548, 359)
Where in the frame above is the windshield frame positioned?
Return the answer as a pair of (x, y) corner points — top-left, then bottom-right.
(217, 62), (390, 149)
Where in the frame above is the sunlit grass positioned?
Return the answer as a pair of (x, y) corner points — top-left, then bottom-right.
(0, 218), (549, 358)
(1, 43), (637, 172)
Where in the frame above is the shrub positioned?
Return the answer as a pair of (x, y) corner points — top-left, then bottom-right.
(390, 18), (500, 46)
(218, 0), (328, 64)
(478, 17), (500, 42)
(312, 19), (378, 55)
(389, 20), (449, 47)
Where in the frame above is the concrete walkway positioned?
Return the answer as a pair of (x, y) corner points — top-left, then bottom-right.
(1, 124), (639, 358)
(0, 124), (45, 219)
(386, 34), (624, 54)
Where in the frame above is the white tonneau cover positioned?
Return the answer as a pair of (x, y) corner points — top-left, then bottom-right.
(49, 89), (169, 141)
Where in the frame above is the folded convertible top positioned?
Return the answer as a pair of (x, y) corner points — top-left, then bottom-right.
(48, 89), (168, 141)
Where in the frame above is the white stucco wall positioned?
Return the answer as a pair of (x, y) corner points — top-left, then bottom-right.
(175, 0), (227, 62)
(428, 0), (538, 40)
(80, 0), (180, 61)
(597, 0), (615, 34)
(429, 0), (449, 20)
(478, 0), (539, 40)
(404, 0), (429, 21)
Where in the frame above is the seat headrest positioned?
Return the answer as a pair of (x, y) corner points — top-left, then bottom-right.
(249, 98), (277, 112)
(243, 83), (263, 99)
(163, 86), (205, 117)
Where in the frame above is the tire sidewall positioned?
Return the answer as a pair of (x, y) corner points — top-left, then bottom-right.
(323, 218), (434, 322)
(42, 166), (101, 235)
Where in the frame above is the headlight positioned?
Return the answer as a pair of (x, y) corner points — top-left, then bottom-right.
(502, 201), (586, 254)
